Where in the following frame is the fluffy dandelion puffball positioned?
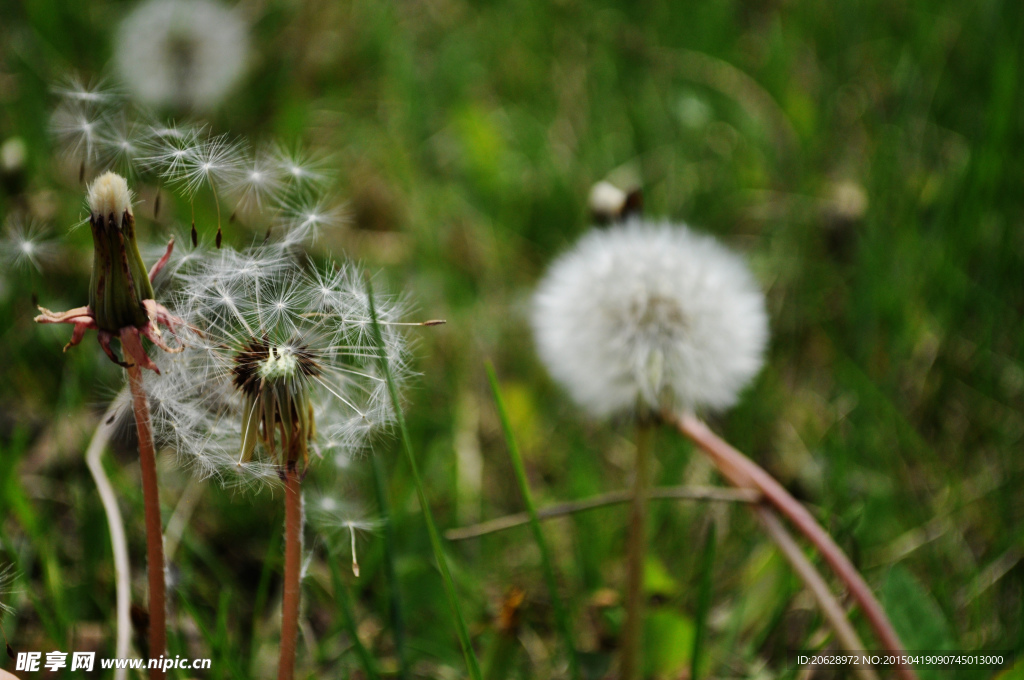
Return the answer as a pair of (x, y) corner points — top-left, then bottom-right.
(114, 0), (249, 111)
(531, 219), (768, 419)
(147, 244), (408, 487)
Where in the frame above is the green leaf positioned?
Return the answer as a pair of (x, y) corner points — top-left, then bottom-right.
(643, 609), (695, 678)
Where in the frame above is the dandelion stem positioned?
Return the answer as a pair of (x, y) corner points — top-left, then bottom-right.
(365, 275), (483, 680)
(278, 465), (303, 680)
(620, 421), (651, 680)
(369, 450), (410, 679)
(755, 506), (879, 680)
(445, 485), (758, 541)
(84, 391), (134, 680)
(486, 362), (580, 680)
(669, 411), (919, 680)
(127, 364), (167, 678)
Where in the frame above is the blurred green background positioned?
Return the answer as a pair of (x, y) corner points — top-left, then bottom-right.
(1, 0), (1023, 677)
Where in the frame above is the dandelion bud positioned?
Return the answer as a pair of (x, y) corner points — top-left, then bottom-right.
(87, 171), (155, 332)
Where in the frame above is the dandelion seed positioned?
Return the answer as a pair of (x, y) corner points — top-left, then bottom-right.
(114, 0), (249, 111)
(277, 195), (346, 245)
(0, 216), (58, 272)
(228, 147), (286, 219)
(98, 113), (151, 178)
(0, 564), (17, 617)
(309, 498), (381, 578)
(51, 100), (108, 177)
(272, 144), (331, 190)
(52, 74), (122, 106)
(531, 218), (768, 418)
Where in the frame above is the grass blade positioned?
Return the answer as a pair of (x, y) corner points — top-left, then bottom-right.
(365, 274), (483, 680)
(369, 449), (410, 679)
(486, 361), (580, 680)
(690, 522), (715, 680)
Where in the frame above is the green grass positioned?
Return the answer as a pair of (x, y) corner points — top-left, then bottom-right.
(2, 0), (1024, 677)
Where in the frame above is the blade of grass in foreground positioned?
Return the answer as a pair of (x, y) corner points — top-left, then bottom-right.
(365, 276), (483, 680)
(486, 361), (580, 680)
(690, 523), (715, 680)
(369, 449), (410, 679)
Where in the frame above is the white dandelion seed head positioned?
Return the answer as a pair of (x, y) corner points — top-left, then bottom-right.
(114, 0), (249, 112)
(0, 216), (58, 272)
(146, 247), (409, 490)
(531, 218), (769, 418)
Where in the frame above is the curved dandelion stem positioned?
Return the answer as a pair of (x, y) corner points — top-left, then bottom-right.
(127, 364), (167, 678)
(668, 411), (919, 680)
(755, 506), (879, 680)
(85, 391), (136, 680)
(278, 465), (303, 680)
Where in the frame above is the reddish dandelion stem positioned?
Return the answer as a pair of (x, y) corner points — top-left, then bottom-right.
(278, 467), (303, 680)
(128, 364), (167, 679)
(670, 411), (919, 680)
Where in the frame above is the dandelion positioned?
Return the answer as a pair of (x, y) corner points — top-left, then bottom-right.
(146, 246), (405, 679)
(531, 217), (767, 680)
(114, 0), (249, 111)
(532, 218), (768, 419)
(149, 249), (404, 485)
(530, 217), (916, 680)
(32, 172), (179, 672)
(0, 216), (58, 272)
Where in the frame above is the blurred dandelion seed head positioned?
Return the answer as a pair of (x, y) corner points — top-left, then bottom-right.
(531, 218), (769, 418)
(115, 0), (249, 112)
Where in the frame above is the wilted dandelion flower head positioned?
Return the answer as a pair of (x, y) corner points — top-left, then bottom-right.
(148, 245), (408, 487)
(532, 218), (768, 419)
(115, 0), (249, 111)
